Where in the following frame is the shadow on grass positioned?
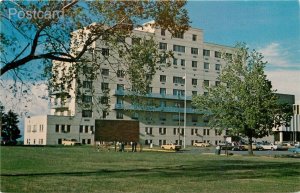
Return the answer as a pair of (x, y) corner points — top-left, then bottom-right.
(2, 159), (300, 181)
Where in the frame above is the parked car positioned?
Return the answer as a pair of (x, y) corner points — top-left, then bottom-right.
(288, 147), (300, 154)
(161, 143), (181, 151)
(193, 142), (211, 147)
(257, 143), (281, 150)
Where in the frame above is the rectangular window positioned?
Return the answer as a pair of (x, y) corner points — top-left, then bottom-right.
(82, 95), (92, 103)
(55, 125), (59, 133)
(173, 128), (177, 135)
(174, 31), (184, 39)
(159, 42), (167, 50)
(215, 64), (221, 71)
(203, 49), (210, 57)
(159, 128), (166, 135)
(203, 129), (206, 135)
(102, 111), (107, 119)
(101, 83), (109, 90)
(117, 84), (124, 91)
(100, 96), (109, 104)
(173, 76), (185, 84)
(173, 89), (185, 96)
(67, 125), (71, 133)
(116, 111), (123, 119)
(82, 110), (92, 117)
(117, 70), (125, 78)
(207, 129), (210, 135)
(203, 80), (209, 87)
(192, 91), (197, 96)
(145, 127), (152, 134)
(80, 125), (83, 133)
(101, 68), (109, 76)
(85, 125), (89, 133)
(192, 115), (198, 122)
(215, 51), (221, 58)
(173, 58), (178, 65)
(191, 48), (198, 55)
(192, 34), (197, 41)
(160, 56), (166, 64)
(173, 45), (185, 53)
(61, 125), (65, 132)
(160, 88), (166, 95)
(204, 62), (210, 70)
(160, 100), (166, 107)
(192, 79), (197, 86)
(181, 59), (185, 66)
(101, 48), (109, 56)
(87, 139), (91, 144)
(192, 61), (197, 68)
(159, 113), (166, 121)
(116, 97), (123, 105)
(83, 81), (92, 89)
(215, 81), (220, 86)
(160, 75), (166, 82)
(161, 29), (165, 36)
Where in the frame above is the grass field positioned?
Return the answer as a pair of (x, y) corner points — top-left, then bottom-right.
(1, 146), (300, 193)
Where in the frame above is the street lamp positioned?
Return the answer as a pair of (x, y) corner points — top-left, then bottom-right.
(183, 73), (187, 149)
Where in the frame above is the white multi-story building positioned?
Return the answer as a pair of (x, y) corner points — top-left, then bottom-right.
(24, 21), (298, 146)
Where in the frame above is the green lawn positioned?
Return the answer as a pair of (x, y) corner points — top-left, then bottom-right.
(1, 146), (300, 193)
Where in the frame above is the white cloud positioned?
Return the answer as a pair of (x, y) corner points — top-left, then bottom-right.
(265, 70), (300, 103)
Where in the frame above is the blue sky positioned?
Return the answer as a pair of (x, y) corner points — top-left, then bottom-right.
(186, 1), (300, 102)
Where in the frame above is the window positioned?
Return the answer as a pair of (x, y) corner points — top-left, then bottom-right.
(101, 48), (109, 56)
(101, 83), (109, 90)
(225, 53), (232, 60)
(203, 80), (209, 87)
(173, 58), (178, 65)
(192, 79), (197, 85)
(145, 127), (152, 135)
(161, 29), (165, 36)
(116, 97), (123, 105)
(159, 75), (167, 83)
(101, 68), (109, 76)
(204, 62), (210, 70)
(55, 125), (59, 133)
(82, 139), (86, 144)
(82, 110), (92, 117)
(87, 139), (91, 144)
(215, 81), (220, 86)
(207, 129), (210, 135)
(83, 81), (92, 89)
(102, 111), (107, 119)
(174, 31), (184, 39)
(173, 45), (185, 53)
(173, 76), (185, 84)
(61, 125), (65, 132)
(191, 48), (198, 55)
(116, 111), (123, 119)
(159, 42), (167, 50)
(146, 86), (152, 94)
(160, 88), (166, 95)
(85, 126), (89, 133)
(160, 100), (166, 107)
(117, 84), (124, 91)
(203, 129), (206, 135)
(215, 64), (221, 71)
(192, 91), (197, 96)
(192, 61), (197, 68)
(80, 125), (83, 133)
(173, 128), (177, 135)
(67, 125), (71, 133)
(180, 59), (185, 66)
(160, 56), (166, 64)
(192, 34), (197, 41)
(132, 37), (141, 45)
(215, 51), (221, 58)
(173, 89), (184, 96)
(101, 96), (109, 104)
(203, 49), (210, 57)
(159, 128), (166, 135)
(117, 70), (125, 78)
(82, 95), (92, 103)
(131, 112), (138, 120)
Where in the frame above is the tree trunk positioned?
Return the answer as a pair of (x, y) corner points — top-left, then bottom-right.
(248, 136), (254, 155)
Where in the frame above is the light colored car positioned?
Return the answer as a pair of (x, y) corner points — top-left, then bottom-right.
(193, 142), (211, 147)
(161, 143), (181, 151)
(258, 143), (281, 150)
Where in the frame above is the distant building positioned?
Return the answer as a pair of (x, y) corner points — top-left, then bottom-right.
(24, 21), (298, 146)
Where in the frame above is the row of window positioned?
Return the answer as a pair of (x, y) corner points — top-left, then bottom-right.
(54, 124), (94, 133)
(144, 127), (222, 136)
(27, 124), (44, 133)
(26, 138), (43, 145)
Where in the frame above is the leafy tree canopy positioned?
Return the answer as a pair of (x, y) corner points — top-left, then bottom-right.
(192, 43), (293, 155)
(1, 109), (21, 145)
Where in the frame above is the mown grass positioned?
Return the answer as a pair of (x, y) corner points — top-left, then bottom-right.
(1, 146), (300, 193)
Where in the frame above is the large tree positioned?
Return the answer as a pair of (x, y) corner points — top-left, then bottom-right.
(1, 110), (21, 145)
(0, 1), (190, 113)
(192, 44), (293, 155)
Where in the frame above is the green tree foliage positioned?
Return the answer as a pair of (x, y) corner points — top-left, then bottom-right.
(1, 110), (21, 145)
(192, 44), (293, 155)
